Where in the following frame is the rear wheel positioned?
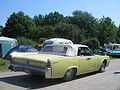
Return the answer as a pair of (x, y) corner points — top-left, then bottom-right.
(63, 68), (76, 81)
(99, 62), (106, 72)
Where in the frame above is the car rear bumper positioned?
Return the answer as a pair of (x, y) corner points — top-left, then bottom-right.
(8, 62), (52, 78)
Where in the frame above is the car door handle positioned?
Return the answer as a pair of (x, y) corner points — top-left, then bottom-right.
(86, 58), (91, 60)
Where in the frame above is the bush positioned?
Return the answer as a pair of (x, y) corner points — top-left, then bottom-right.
(82, 38), (100, 50)
(17, 37), (37, 46)
(38, 38), (48, 44)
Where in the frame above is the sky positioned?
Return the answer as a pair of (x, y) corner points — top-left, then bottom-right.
(0, 0), (120, 26)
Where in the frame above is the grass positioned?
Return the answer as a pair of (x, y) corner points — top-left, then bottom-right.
(0, 59), (9, 71)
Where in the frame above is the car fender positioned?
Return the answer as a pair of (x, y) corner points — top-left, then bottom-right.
(101, 57), (110, 67)
(65, 66), (78, 75)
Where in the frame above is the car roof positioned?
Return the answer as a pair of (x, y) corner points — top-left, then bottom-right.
(43, 44), (88, 56)
(69, 44), (88, 48)
(44, 38), (73, 44)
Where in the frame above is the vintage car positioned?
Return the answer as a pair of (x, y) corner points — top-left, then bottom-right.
(3, 45), (38, 60)
(109, 49), (120, 57)
(9, 44), (110, 81)
(102, 43), (120, 55)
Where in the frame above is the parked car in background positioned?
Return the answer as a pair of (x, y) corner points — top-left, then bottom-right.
(9, 44), (110, 81)
(99, 48), (111, 55)
(103, 43), (120, 55)
(109, 49), (120, 57)
(104, 43), (120, 50)
(3, 45), (38, 60)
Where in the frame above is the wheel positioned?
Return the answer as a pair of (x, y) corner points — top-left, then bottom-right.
(99, 62), (106, 72)
(63, 68), (76, 81)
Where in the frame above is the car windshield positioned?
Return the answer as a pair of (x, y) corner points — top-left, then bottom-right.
(26, 48), (38, 52)
(19, 47), (38, 52)
(40, 45), (68, 55)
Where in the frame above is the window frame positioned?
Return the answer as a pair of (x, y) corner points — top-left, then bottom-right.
(77, 47), (94, 56)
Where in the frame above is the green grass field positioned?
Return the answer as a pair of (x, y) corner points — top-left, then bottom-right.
(0, 59), (9, 71)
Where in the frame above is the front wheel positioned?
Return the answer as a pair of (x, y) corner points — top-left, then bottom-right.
(98, 62), (106, 72)
(63, 68), (76, 81)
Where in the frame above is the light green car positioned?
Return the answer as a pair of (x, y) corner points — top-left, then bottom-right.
(9, 44), (110, 81)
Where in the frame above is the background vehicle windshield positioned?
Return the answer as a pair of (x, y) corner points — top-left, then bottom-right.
(41, 46), (68, 55)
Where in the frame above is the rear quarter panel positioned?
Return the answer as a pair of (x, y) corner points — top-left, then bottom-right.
(50, 55), (110, 79)
(95, 55), (110, 70)
(50, 56), (91, 78)
(50, 56), (80, 78)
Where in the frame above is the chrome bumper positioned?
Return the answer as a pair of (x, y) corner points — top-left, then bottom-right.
(9, 62), (52, 78)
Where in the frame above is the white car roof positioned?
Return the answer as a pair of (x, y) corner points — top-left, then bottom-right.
(69, 44), (88, 48)
(67, 44), (88, 54)
(43, 44), (88, 56)
(44, 38), (73, 44)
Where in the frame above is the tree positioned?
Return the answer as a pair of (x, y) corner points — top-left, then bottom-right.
(33, 14), (44, 26)
(37, 26), (55, 39)
(54, 23), (79, 42)
(98, 17), (117, 46)
(117, 25), (120, 38)
(82, 38), (100, 50)
(44, 11), (64, 25)
(69, 10), (98, 39)
(38, 38), (48, 44)
(116, 25), (120, 43)
(17, 37), (37, 46)
(0, 26), (3, 36)
(2, 11), (36, 38)
(1, 10), (119, 47)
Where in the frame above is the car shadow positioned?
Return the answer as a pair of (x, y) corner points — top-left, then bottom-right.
(0, 72), (98, 89)
(0, 74), (62, 89)
(75, 71), (98, 80)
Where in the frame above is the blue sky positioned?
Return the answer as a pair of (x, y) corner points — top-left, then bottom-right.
(0, 0), (120, 26)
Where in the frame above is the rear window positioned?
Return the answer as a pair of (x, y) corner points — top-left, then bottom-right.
(41, 46), (68, 55)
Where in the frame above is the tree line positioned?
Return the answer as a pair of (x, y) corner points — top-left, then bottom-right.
(1, 10), (120, 49)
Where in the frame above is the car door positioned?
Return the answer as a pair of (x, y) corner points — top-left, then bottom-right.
(78, 47), (98, 73)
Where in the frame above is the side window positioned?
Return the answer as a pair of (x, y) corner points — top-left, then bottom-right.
(78, 47), (93, 56)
